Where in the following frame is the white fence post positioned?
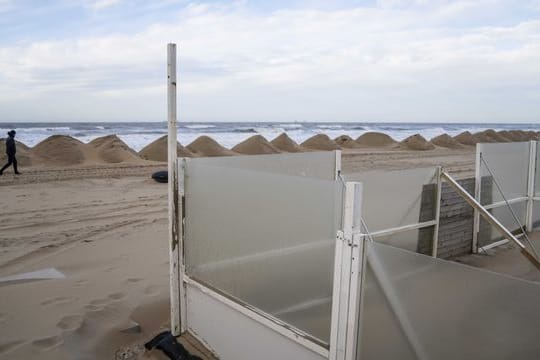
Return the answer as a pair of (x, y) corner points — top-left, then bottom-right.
(329, 182), (364, 360)
(526, 141), (536, 231)
(167, 43), (182, 336)
(432, 166), (442, 257)
(473, 145), (481, 253)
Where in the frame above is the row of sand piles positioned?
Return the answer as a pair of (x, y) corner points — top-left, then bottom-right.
(2, 129), (539, 166)
(0, 135), (144, 167)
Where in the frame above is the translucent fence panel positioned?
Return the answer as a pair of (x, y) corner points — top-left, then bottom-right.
(357, 241), (540, 360)
(478, 142), (529, 204)
(344, 168), (437, 252)
(535, 143), (540, 197)
(184, 151), (338, 180)
(184, 161), (342, 343)
(373, 226), (435, 255)
(478, 200), (527, 248)
(533, 201), (540, 229)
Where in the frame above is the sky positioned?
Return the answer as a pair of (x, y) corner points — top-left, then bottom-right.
(0, 0), (539, 123)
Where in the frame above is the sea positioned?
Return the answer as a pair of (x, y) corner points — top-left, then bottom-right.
(1, 122), (539, 152)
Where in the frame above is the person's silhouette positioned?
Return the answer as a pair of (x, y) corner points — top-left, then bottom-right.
(0, 130), (20, 175)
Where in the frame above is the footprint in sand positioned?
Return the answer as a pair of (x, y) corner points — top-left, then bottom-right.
(40, 296), (77, 307)
(108, 292), (126, 301)
(126, 277), (143, 283)
(84, 304), (103, 312)
(56, 314), (85, 331)
(89, 298), (110, 307)
(0, 313), (7, 324)
(0, 340), (25, 355)
(32, 336), (63, 351)
(144, 285), (160, 297)
(74, 279), (88, 287)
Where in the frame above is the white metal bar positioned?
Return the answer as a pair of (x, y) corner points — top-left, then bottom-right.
(478, 239), (510, 252)
(441, 171), (540, 269)
(167, 43), (181, 336)
(329, 182), (364, 360)
(329, 231), (345, 360)
(432, 166), (442, 257)
(178, 159), (187, 333)
(344, 184), (363, 360)
(483, 197), (528, 210)
(473, 145), (481, 253)
(360, 220), (437, 238)
(526, 141), (536, 231)
(334, 150), (342, 181)
(183, 276), (329, 358)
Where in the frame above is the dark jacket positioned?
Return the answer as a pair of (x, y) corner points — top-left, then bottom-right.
(6, 137), (15, 155)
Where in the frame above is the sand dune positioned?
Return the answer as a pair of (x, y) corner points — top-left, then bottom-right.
(474, 129), (508, 143)
(453, 131), (477, 146)
(334, 135), (361, 148)
(232, 135), (281, 155)
(139, 135), (194, 162)
(400, 134), (435, 151)
(187, 136), (237, 157)
(32, 135), (87, 166)
(6, 128), (540, 171)
(301, 134), (340, 151)
(431, 134), (462, 149)
(89, 135), (143, 164)
(270, 133), (305, 153)
(356, 132), (397, 147)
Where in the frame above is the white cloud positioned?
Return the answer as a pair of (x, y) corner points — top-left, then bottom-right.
(0, 1), (539, 122)
(86, 0), (122, 11)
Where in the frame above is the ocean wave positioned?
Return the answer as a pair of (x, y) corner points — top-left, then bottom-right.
(185, 124), (216, 129)
(232, 128), (258, 133)
(278, 124), (303, 129)
(317, 125), (343, 130)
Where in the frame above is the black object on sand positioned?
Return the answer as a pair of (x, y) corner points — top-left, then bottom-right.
(145, 331), (202, 360)
(152, 170), (168, 183)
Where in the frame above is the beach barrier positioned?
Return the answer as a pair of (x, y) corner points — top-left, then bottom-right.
(166, 44), (540, 360)
(169, 150), (540, 360)
(473, 141), (540, 253)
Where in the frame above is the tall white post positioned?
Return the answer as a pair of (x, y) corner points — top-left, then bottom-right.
(167, 43), (182, 336)
(526, 141), (536, 231)
(431, 166), (442, 257)
(472, 145), (481, 253)
(329, 181), (364, 360)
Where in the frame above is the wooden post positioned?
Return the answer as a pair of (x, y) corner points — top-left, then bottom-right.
(167, 43), (181, 336)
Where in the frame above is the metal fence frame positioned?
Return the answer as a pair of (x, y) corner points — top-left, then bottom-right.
(473, 141), (538, 253)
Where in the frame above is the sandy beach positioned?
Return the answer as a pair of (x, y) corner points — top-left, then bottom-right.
(0, 131), (537, 359)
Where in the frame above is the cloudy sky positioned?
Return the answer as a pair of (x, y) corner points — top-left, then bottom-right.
(0, 0), (539, 123)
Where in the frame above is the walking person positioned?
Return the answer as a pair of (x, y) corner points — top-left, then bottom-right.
(0, 130), (21, 175)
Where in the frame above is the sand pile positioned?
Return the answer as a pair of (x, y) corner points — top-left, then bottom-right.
(232, 135), (281, 155)
(356, 132), (397, 147)
(524, 131), (539, 140)
(0, 139), (33, 166)
(400, 134), (435, 151)
(334, 135), (361, 148)
(476, 129), (508, 143)
(89, 135), (142, 163)
(139, 135), (194, 162)
(32, 135), (86, 166)
(301, 134), (340, 151)
(270, 133), (305, 152)
(187, 136), (237, 157)
(431, 134), (462, 149)
(453, 131), (477, 146)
